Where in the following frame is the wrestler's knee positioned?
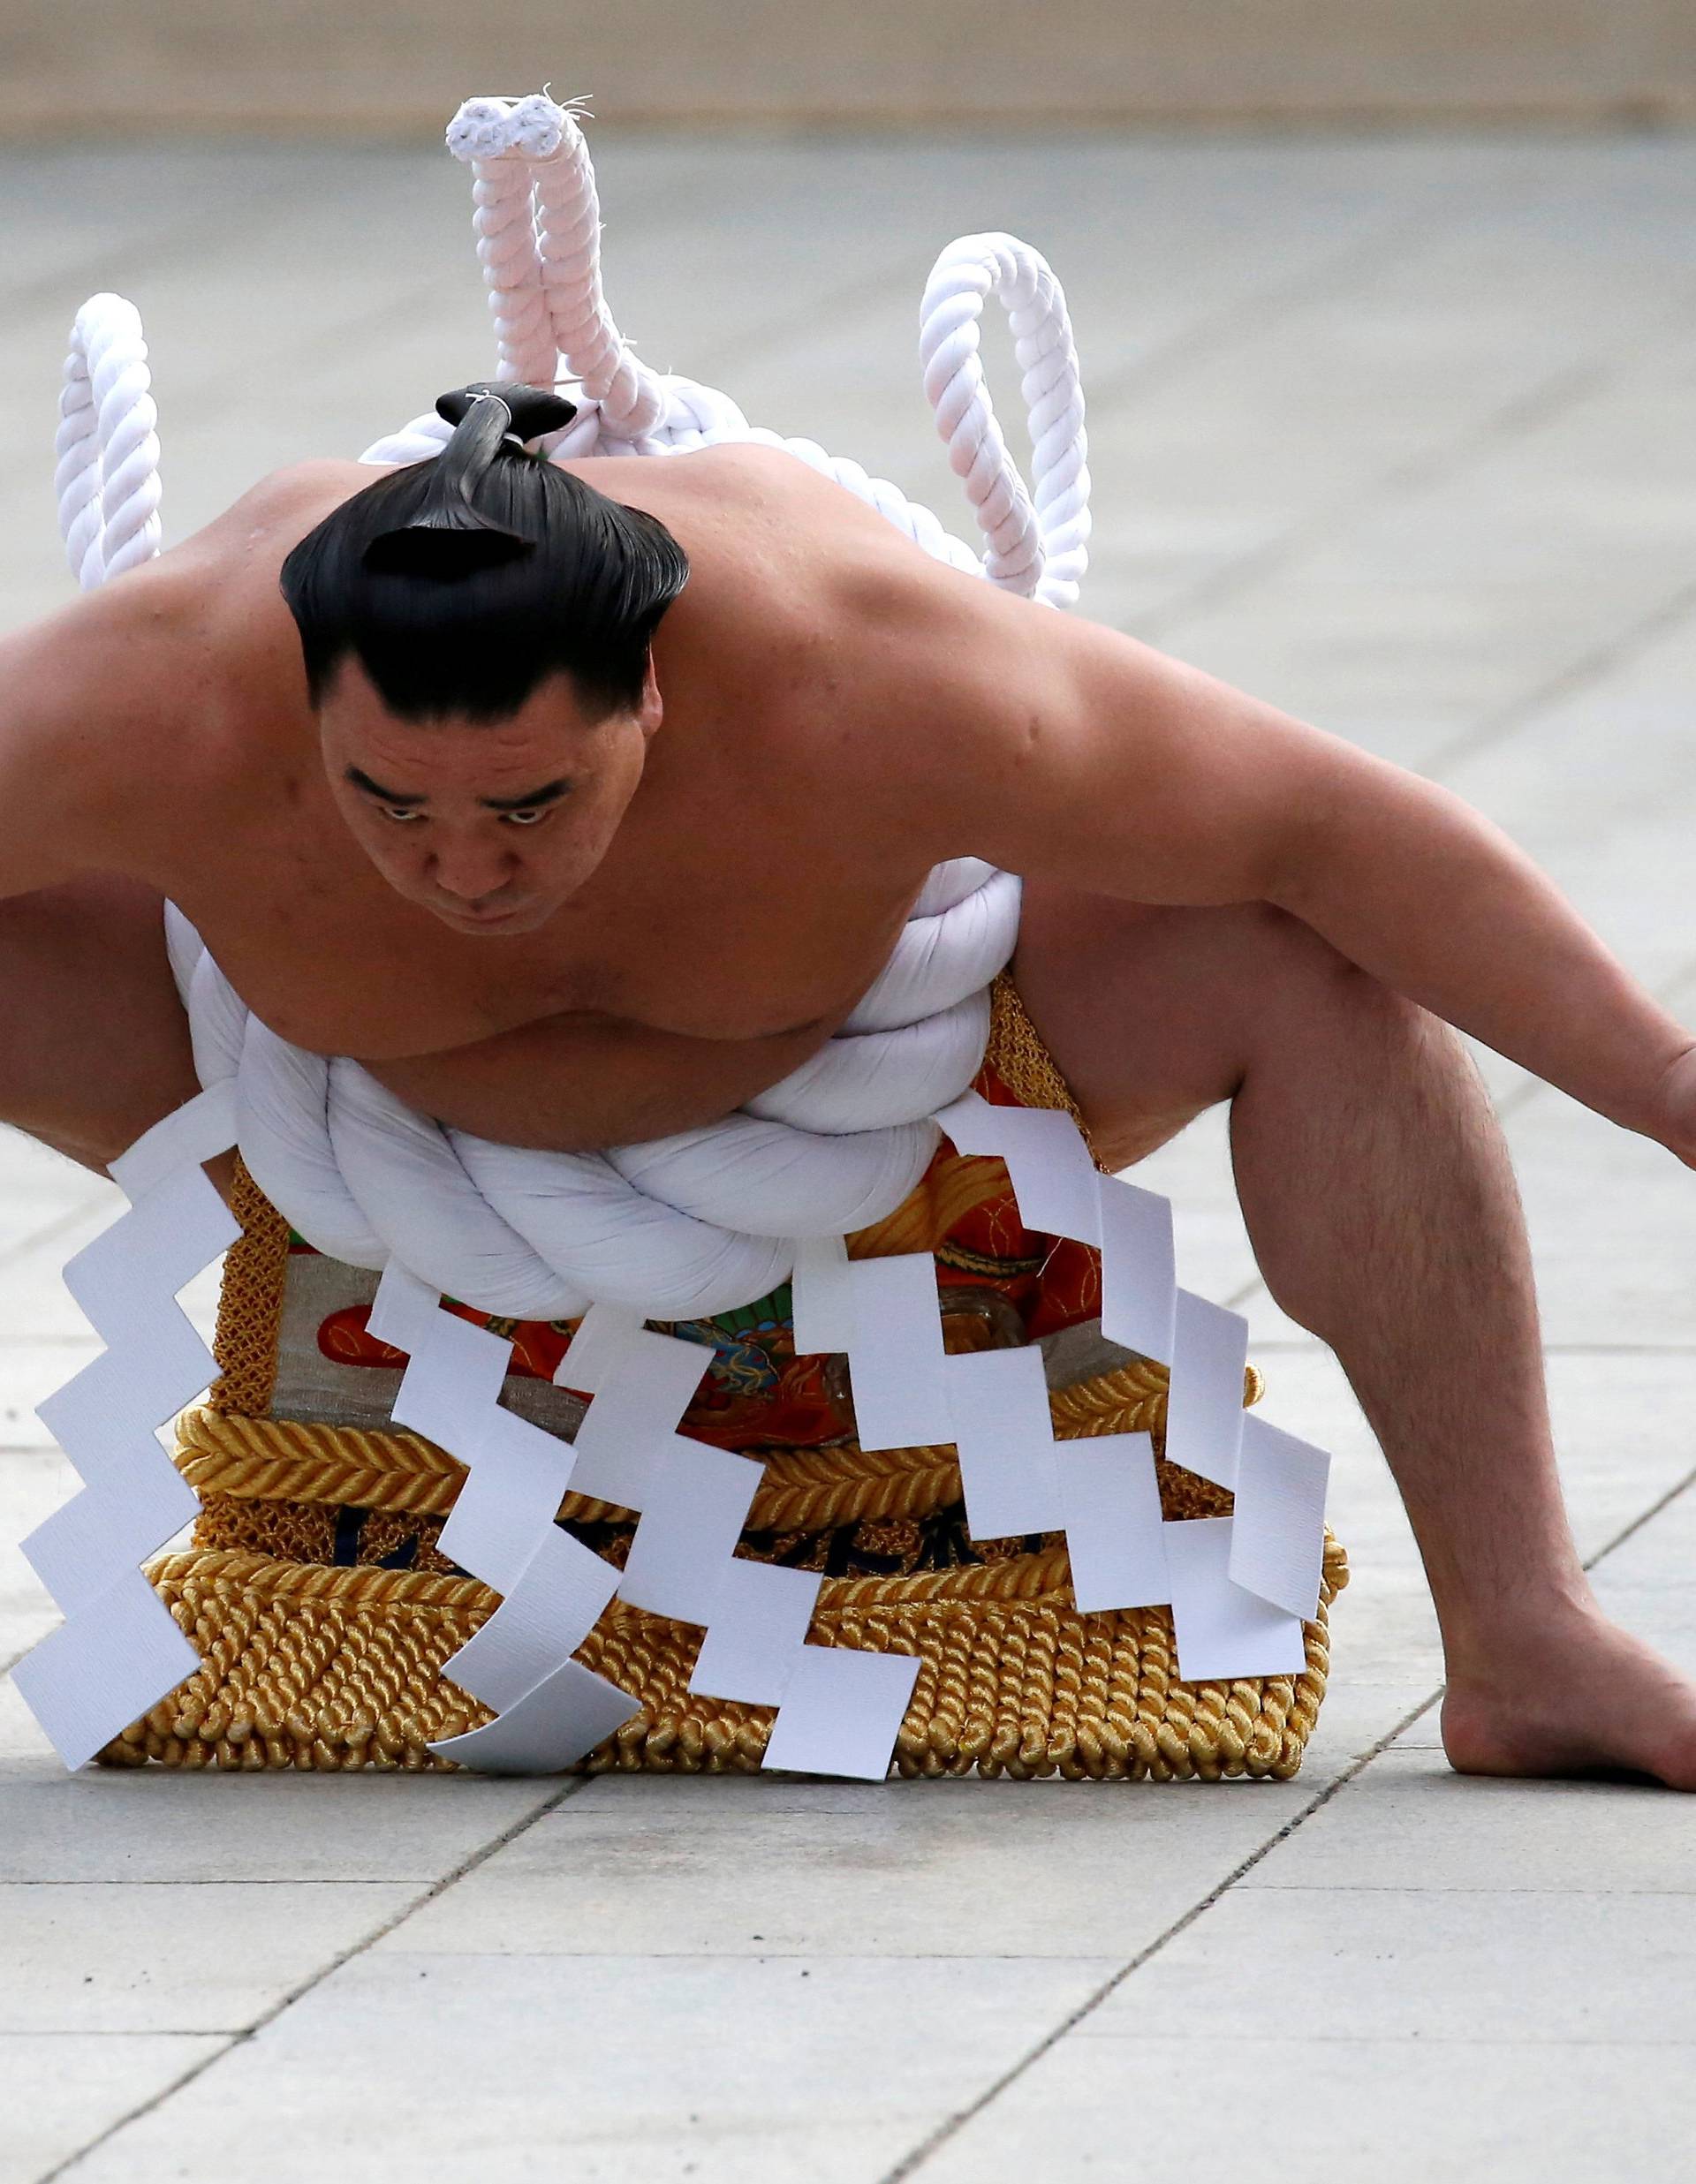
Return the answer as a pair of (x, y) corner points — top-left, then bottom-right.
(1018, 894), (1390, 1170)
(1242, 904), (1461, 1089)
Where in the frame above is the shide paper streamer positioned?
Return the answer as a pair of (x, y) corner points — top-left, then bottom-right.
(11, 1087), (240, 1770)
(15, 1066), (1331, 1780)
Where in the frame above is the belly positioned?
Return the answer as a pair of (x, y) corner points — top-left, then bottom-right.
(360, 1007), (844, 1152)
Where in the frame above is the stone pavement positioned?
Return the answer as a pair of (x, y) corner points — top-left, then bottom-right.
(3, 130), (1696, 2180)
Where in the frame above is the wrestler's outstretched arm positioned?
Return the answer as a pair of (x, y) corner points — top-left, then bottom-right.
(934, 593), (1696, 1163)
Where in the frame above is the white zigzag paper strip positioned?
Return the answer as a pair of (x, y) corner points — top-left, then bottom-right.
(912, 1088), (1324, 1681)
(12, 1088), (240, 1769)
(11, 1055), (1325, 1763)
(369, 1266), (637, 1772)
(366, 1274), (917, 1780)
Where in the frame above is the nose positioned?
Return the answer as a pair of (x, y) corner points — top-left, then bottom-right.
(427, 838), (518, 903)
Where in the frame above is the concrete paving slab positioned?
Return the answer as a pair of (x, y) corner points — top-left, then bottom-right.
(0, 2033), (227, 2184)
(373, 1771), (1337, 1962)
(1502, 1095), (1694, 1349)
(0, 1447), (77, 1669)
(0, 1759), (568, 1887)
(0, 1880), (418, 2034)
(64, 1950), (1120, 2183)
(1242, 1748), (1696, 1893)
(1079, 1883), (1696, 2044)
(915, 2030), (1696, 2184)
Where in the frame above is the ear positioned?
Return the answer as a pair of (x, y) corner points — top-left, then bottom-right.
(635, 651), (663, 742)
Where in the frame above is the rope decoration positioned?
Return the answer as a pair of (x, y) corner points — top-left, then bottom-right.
(920, 233), (1093, 608)
(55, 294), (163, 593)
(364, 95), (1089, 604)
(167, 859), (1020, 1322)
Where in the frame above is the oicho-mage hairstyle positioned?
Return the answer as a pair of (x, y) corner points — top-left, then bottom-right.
(279, 384), (691, 721)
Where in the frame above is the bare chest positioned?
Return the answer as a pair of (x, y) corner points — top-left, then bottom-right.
(166, 808), (914, 1065)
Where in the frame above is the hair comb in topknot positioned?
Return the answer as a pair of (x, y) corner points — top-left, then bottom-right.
(363, 382), (579, 577)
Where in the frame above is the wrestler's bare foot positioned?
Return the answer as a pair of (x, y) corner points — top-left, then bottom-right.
(1442, 1602), (1696, 1790)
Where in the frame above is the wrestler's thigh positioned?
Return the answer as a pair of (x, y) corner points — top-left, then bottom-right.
(1011, 882), (1357, 1169)
(0, 875), (200, 1170)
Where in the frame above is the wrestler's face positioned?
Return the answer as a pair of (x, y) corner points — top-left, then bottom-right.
(318, 660), (662, 936)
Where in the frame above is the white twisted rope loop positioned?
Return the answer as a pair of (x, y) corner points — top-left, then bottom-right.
(920, 233), (1092, 608)
(55, 294), (162, 593)
(370, 99), (1089, 600)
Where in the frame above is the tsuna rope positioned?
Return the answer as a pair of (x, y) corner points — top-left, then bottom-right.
(55, 294), (163, 593)
(58, 91), (1091, 1324)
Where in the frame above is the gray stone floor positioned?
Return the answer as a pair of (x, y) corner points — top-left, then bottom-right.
(3, 129), (1696, 2180)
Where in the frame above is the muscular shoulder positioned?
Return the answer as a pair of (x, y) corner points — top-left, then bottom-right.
(183, 459), (375, 575)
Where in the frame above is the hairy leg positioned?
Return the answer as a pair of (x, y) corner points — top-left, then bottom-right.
(0, 877), (206, 1175)
(1016, 881), (1696, 1789)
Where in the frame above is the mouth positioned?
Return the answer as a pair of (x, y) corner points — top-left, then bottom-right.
(430, 896), (530, 931)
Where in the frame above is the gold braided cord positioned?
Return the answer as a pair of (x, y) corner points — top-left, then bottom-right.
(174, 1340), (1267, 1536)
(104, 1536), (1343, 1780)
(983, 971), (1089, 1132)
(176, 1410), (465, 1517)
(207, 1158), (290, 1416)
(147, 1545), (487, 1610)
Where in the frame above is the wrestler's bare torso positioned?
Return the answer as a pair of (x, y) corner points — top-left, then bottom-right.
(0, 442), (1315, 1154)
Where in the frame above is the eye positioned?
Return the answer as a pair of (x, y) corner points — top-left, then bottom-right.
(381, 806), (427, 826)
(498, 808), (552, 828)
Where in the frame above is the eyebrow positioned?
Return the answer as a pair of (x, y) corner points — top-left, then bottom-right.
(344, 767), (574, 812)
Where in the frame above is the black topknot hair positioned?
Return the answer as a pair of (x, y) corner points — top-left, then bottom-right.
(279, 382), (690, 721)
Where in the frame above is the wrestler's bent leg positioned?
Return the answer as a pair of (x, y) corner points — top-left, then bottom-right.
(0, 877), (204, 1175)
(1015, 880), (1696, 1790)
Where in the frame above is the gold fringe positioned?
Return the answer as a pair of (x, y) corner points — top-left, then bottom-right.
(208, 1158), (290, 1417)
(103, 1535), (1346, 1780)
(174, 1346), (1258, 1537)
(984, 971), (1091, 1137)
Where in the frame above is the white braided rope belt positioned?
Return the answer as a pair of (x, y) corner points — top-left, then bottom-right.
(163, 858), (1021, 1321)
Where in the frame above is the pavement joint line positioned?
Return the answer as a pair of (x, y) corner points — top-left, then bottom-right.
(882, 1689), (1441, 2182)
(890, 1443), (1696, 2180)
(1418, 569), (1696, 782)
(1133, 275), (1696, 654)
(1577, 1454), (1696, 1576)
(39, 1772), (598, 2182)
(24, 1466), (1690, 2173)
(1034, 194), (1442, 415)
(882, 1303), (1696, 2170)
